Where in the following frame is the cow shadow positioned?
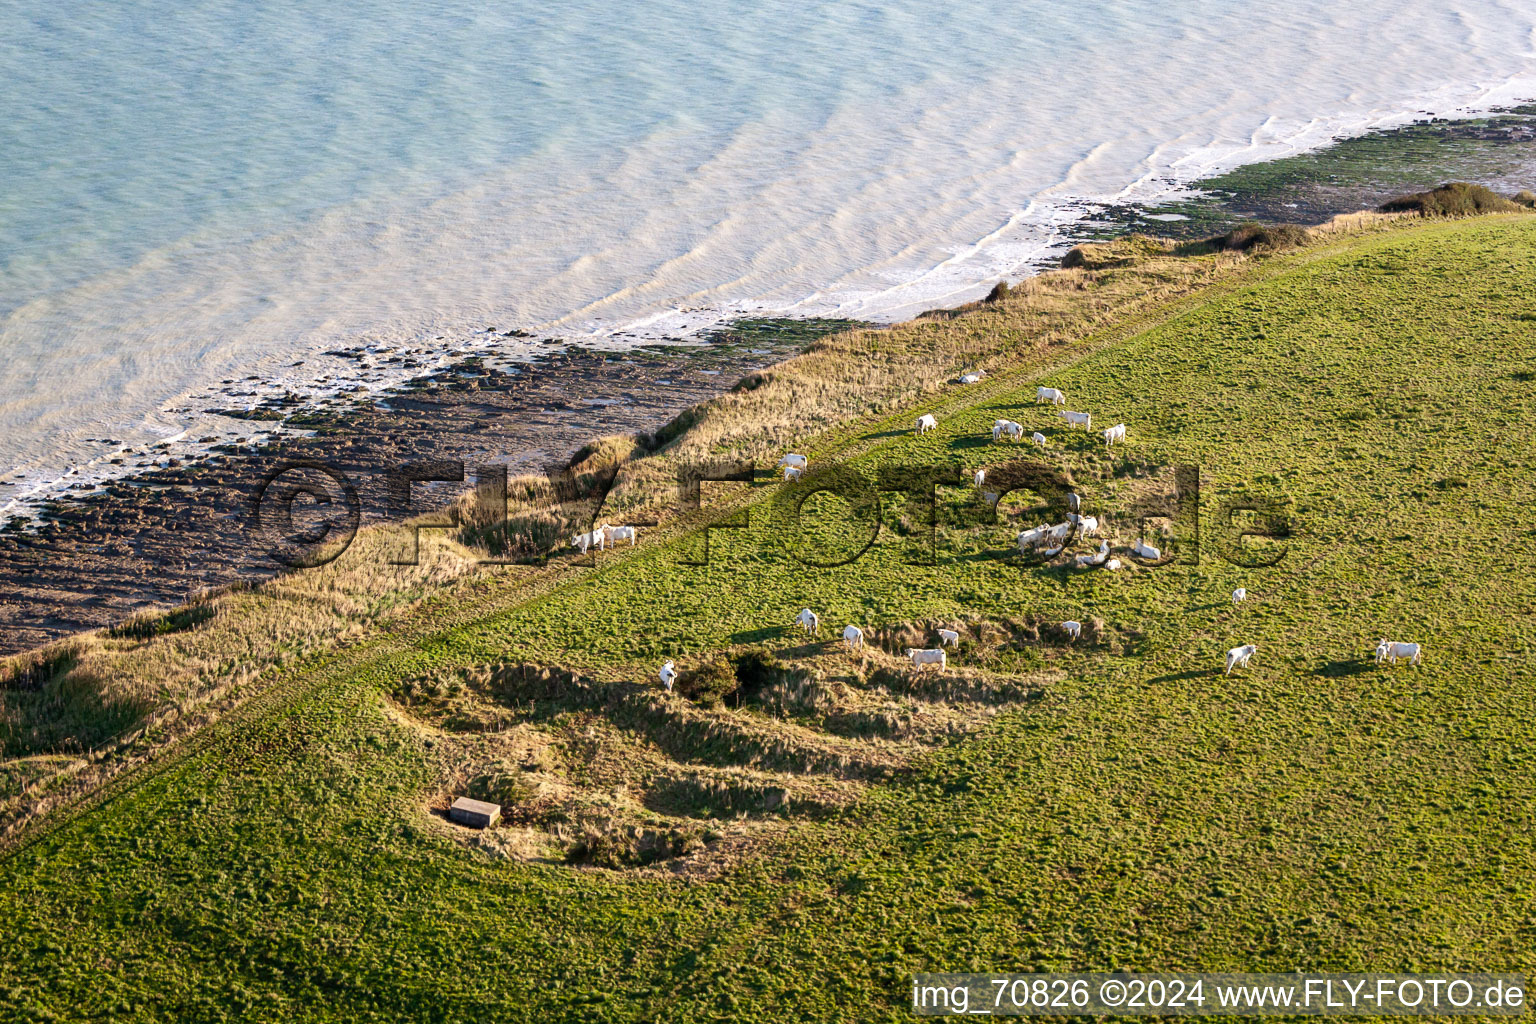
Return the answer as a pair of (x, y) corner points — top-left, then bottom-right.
(863, 428), (908, 440)
(777, 639), (831, 657)
(1315, 659), (1375, 678)
(728, 625), (782, 645)
(950, 435), (993, 450)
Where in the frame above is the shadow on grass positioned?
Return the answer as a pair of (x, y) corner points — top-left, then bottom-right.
(1315, 659), (1375, 678)
(728, 625), (783, 645)
(776, 639), (831, 658)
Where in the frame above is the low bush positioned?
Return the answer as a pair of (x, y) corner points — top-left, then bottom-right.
(1202, 222), (1312, 253)
(673, 658), (738, 708)
(1379, 182), (1520, 217)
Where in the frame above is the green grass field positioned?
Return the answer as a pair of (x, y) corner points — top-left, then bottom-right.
(4, 215), (1536, 1022)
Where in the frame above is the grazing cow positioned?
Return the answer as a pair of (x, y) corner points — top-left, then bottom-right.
(960, 371), (984, 384)
(1104, 423), (1127, 446)
(1018, 525), (1050, 551)
(1375, 639), (1422, 666)
(905, 647), (947, 671)
(777, 453), (808, 469)
(1131, 540), (1161, 560)
(1232, 588), (1247, 605)
(795, 608), (820, 635)
(1225, 643), (1257, 675)
(1036, 386), (1066, 405)
(1061, 620), (1082, 641)
(604, 524), (639, 546)
(916, 413), (939, 435)
(992, 419), (1024, 441)
(982, 491), (999, 506)
(1066, 491), (1081, 513)
(974, 468), (986, 488)
(570, 529), (606, 554)
(938, 628), (961, 647)
(842, 624), (865, 649)
(1059, 409), (1092, 430)
(1041, 522), (1073, 546)
(659, 661), (677, 693)
(1075, 540), (1110, 568)
(783, 465), (803, 481)
(1032, 431), (1047, 448)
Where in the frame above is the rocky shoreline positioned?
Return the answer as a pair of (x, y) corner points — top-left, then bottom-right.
(1083, 105), (1536, 240)
(0, 320), (861, 656)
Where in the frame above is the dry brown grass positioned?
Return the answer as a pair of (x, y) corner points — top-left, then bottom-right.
(389, 643), (1055, 869)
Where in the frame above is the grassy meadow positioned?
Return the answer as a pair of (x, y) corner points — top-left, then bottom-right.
(3, 212), (1536, 1021)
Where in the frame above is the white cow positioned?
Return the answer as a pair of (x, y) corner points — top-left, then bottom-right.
(1375, 640), (1422, 666)
(795, 608), (820, 635)
(938, 628), (961, 647)
(1031, 431), (1048, 448)
(659, 661), (677, 693)
(783, 465), (803, 481)
(1131, 540), (1161, 560)
(960, 371), (985, 384)
(982, 491), (999, 506)
(905, 647), (947, 671)
(1105, 558), (1123, 571)
(1075, 540), (1110, 568)
(916, 413), (939, 435)
(603, 524), (639, 546)
(1036, 386), (1066, 405)
(1104, 423), (1127, 446)
(1061, 620), (1082, 641)
(992, 419), (1024, 441)
(1059, 409), (1092, 430)
(1074, 515), (1099, 537)
(1018, 525), (1050, 551)
(842, 624), (865, 649)
(1225, 644), (1257, 675)
(1232, 588), (1247, 605)
(973, 468), (986, 488)
(570, 529), (607, 554)
(777, 453), (808, 470)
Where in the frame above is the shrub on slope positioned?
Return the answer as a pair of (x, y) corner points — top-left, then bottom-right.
(1379, 181), (1521, 217)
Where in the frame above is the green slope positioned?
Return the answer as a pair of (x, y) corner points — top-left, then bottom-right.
(3, 216), (1536, 1023)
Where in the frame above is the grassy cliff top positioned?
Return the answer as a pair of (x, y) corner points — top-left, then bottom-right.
(4, 212), (1536, 1022)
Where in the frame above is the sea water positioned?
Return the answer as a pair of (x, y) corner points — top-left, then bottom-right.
(2, 0), (1534, 517)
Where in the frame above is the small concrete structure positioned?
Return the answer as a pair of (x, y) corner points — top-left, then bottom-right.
(449, 796), (501, 829)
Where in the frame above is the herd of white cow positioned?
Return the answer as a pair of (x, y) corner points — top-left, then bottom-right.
(598, 375), (1424, 689)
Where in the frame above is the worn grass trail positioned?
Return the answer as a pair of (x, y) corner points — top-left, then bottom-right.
(2, 216), (1536, 1023)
